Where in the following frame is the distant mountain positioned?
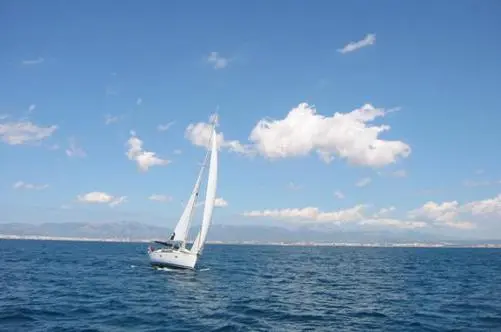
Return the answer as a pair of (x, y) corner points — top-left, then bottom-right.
(0, 221), (167, 240)
(0, 221), (476, 244)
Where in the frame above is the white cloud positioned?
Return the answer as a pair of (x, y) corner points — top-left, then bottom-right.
(126, 131), (170, 171)
(109, 196), (127, 207)
(13, 181), (48, 190)
(0, 120), (57, 145)
(408, 200), (475, 229)
(215, 197), (228, 207)
(196, 197), (228, 208)
(77, 191), (127, 207)
(104, 114), (120, 125)
(248, 103), (410, 167)
(173, 149), (182, 155)
(243, 205), (366, 224)
(359, 218), (427, 229)
(185, 121), (253, 155)
(136, 98), (142, 106)
(185, 104), (410, 168)
(334, 191), (345, 199)
(148, 194), (173, 202)
(0, 114), (9, 120)
(207, 52), (229, 69)
(66, 138), (86, 158)
(356, 177), (372, 187)
(22, 57), (45, 65)
(242, 194), (501, 231)
(157, 122), (174, 132)
(372, 206), (396, 218)
(463, 194), (501, 216)
(28, 104), (36, 114)
(338, 33), (376, 54)
(242, 204), (428, 230)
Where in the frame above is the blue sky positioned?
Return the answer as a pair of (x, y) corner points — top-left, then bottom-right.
(1, 0), (501, 239)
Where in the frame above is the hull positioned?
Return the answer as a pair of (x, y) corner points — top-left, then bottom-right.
(148, 248), (198, 270)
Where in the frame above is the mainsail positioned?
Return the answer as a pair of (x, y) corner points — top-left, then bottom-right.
(191, 125), (218, 255)
(171, 129), (214, 245)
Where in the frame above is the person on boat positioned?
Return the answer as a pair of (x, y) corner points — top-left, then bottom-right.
(170, 232), (175, 240)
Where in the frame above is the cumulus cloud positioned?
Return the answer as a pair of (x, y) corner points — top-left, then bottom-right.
(242, 194), (501, 231)
(248, 103), (410, 167)
(126, 131), (170, 171)
(338, 33), (376, 54)
(0, 120), (57, 145)
(463, 194), (501, 216)
(13, 181), (48, 190)
(207, 52), (229, 69)
(405, 195), (501, 229)
(77, 191), (126, 207)
(372, 206), (396, 218)
(243, 205), (366, 224)
(242, 204), (429, 230)
(185, 103), (410, 168)
(185, 121), (253, 155)
(66, 137), (86, 158)
(148, 194), (173, 202)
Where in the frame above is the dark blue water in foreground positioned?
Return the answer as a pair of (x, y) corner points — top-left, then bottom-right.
(1, 240), (501, 331)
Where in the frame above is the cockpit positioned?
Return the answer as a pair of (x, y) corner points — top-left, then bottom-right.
(153, 240), (183, 251)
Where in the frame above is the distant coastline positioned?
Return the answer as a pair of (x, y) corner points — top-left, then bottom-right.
(2, 234), (501, 248)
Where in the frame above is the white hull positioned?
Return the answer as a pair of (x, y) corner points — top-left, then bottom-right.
(148, 248), (198, 270)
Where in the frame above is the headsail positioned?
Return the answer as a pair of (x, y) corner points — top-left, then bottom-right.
(171, 134), (213, 245)
(191, 125), (218, 255)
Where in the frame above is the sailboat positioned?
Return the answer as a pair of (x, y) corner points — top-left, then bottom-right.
(148, 117), (218, 270)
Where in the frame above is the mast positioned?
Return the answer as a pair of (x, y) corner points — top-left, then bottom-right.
(191, 116), (218, 255)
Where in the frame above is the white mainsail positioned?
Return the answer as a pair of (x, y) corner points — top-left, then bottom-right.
(171, 128), (214, 245)
(190, 126), (218, 255)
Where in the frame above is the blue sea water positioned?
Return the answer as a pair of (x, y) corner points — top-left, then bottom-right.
(1, 240), (501, 331)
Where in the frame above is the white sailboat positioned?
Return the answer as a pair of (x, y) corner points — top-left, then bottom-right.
(148, 117), (218, 270)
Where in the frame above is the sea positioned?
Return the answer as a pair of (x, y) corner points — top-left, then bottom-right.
(1, 240), (500, 331)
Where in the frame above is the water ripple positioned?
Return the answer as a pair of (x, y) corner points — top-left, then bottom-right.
(1, 241), (500, 331)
